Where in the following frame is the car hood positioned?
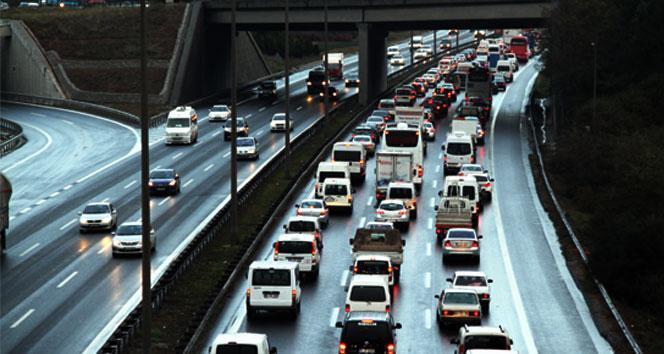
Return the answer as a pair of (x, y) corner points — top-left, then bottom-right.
(114, 235), (141, 243)
(210, 111), (229, 117)
(80, 213), (112, 221)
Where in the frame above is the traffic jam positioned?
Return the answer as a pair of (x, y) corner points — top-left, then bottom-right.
(209, 32), (535, 354)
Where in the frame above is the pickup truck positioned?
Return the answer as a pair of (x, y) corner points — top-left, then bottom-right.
(349, 229), (405, 282)
(434, 196), (476, 242)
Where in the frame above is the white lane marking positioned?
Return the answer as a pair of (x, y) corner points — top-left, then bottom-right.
(152, 165), (161, 171)
(330, 307), (341, 327)
(340, 270), (350, 287)
(158, 197), (171, 206)
(50, 192), (60, 198)
(424, 309), (432, 329)
(30, 112), (46, 117)
(223, 151), (231, 158)
(36, 199), (47, 206)
(429, 197), (435, 208)
(10, 309), (35, 329)
(256, 129), (264, 136)
(97, 247), (106, 255)
(424, 272), (431, 288)
(172, 152), (183, 160)
(59, 218), (77, 231)
(359, 217), (366, 228)
(296, 106), (303, 111)
(366, 196), (374, 206)
(2, 122), (53, 173)
(245, 113), (253, 119)
(61, 119), (75, 126)
(19, 207), (31, 214)
(489, 66), (538, 354)
(9, 216), (15, 221)
(124, 180), (137, 189)
(20, 243), (40, 257)
(435, 165), (440, 173)
(427, 217), (433, 230)
(438, 152), (443, 159)
(426, 242), (432, 257)
(227, 305), (246, 334)
(204, 164), (214, 172)
(63, 184), (73, 191)
(258, 106), (267, 112)
(432, 180), (438, 188)
(271, 100), (279, 106)
(213, 130), (222, 137)
(183, 179), (194, 188)
(57, 271), (79, 288)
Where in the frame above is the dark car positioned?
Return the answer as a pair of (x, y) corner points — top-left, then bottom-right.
(319, 86), (340, 101)
(410, 81), (426, 97)
(352, 124), (380, 144)
(148, 169), (180, 195)
(425, 95), (451, 119)
(345, 75), (360, 87)
(434, 84), (457, 101)
(464, 96), (492, 126)
(257, 80), (277, 99)
(439, 40), (452, 51)
(223, 117), (249, 140)
(335, 311), (402, 354)
(492, 74), (507, 93)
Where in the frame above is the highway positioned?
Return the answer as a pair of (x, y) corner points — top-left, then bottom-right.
(200, 61), (613, 353)
(0, 30), (471, 354)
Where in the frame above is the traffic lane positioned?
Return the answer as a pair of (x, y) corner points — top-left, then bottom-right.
(491, 63), (610, 353)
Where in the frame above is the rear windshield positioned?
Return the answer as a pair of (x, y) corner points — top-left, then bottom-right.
(342, 321), (392, 345)
(318, 171), (347, 182)
(356, 261), (389, 275)
(456, 276), (487, 286)
(334, 150), (361, 162)
(388, 187), (413, 199)
(277, 241), (313, 254)
(446, 142), (471, 155)
(446, 185), (476, 200)
(215, 344), (258, 354)
(443, 292), (478, 305)
(464, 335), (510, 350)
(447, 230), (476, 239)
(83, 204), (110, 214)
(385, 130), (419, 148)
(350, 285), (387, 302)
(252, 269), (291, 286)
(497, 65), (511, 72)
(325, 184), (348, 196)
(301, 201), (323, 208)
(474, 175), (488, 183)
(167, 118), (190, 128)
(353, 136), (372, 143)
(288, 221), (316, 232)
(380, 202), (404, 211)
(379, 101), (395, 109)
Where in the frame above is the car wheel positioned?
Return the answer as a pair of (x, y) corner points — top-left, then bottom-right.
(403, 222), (410, 232)
(442, 255), (448, 265)
(246, 306), (256, 320)
(112, 252), (118, 258)
(474, 255), (480, 265)
(394, 269), (401, 284)
(411, 209), (418, 220)
(482, 303), (490, 315)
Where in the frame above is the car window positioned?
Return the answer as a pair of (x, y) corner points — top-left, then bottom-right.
(277, 241), (313, 254)
(211, 106), (229, 112)
(455, 276), (487, 287)
(215, 344), (258, 354)
(464, 335), (510, 350)
(356, 261), (389, 275)
(301, 201), (322, 208)
(116, 225), (141, 235)
(462, 186), (476, 200)
(236, 139), (254, 147)
(288, 221), (316, 232)
(318, 171), (347, 183)
(167, 118), (190, 128)
(380, 202), (404, 211)
(342, 321), (392, 345)
(447, 230), (476, 239)
(333, 150), (361, 162)
(324, 184), (348, 196)
(388, 187), (413, 199)
(446, 143), (472, 155)
(150, 170), (174, 179)
(350, 285), (387, 302)
(83, 204), (110, 214)
(443, 292), (478, 305)
(252, 269), (291, 286)
(353, 136), (371, 143)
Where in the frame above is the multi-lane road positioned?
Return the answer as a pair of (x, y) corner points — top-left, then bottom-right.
(0, 31), (471, 354)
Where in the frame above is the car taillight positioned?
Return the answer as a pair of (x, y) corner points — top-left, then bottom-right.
(436, 105), (440, 110)
(376, 192), (384, 199)
(353, 265), (359, 273)
(444, 156), (448, 162)
(484, 182), (491, 188)
(292, 289), (297, 303)
(296, 210), (303, 216)
(339, 342), (347, 354)
(360, 160), (366, 168)
(444, 241), (452, 248)
(399, 210), (407, 215)
(320, 210), (328, 216)
(470, 156), (475, 163)
(459, 172), (465, 176)
(385, 304), (391, 312)
(443, 103), (448, 108)
(311, 242), (317, 256)
(482, 293), (490, 299)
(344, 304), (350, 313)
(377, 210), (385, 215)
(387, 343), (395, 354)
(436, 227), (442, 235)
(443, 310), (449, 316)
(417, 165), (423, 177)
(246, 288), (251, 298)
(472, 241), (479, 248)
(471, 311), (480, 317)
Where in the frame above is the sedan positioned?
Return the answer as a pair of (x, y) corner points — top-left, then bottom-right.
(79, 202), (117, 232)
(365, 116), (386, 133)
(208, 104), (230, 122)
(447, 271), (493, 312)
(492, 74), (507, 93)
(390, 55), (405, 66)
(270, 113), (293, 132)
(344, 75), (360, 87)
(371, 109), (393, 123)
(376, 199), (409, 231)
(295, 199), (329, 228)
(148, 168), (180, 195)
(112, 222), (155, 257)
(351, 135), (376, 156)
(410, 81), (427, 97)
(352, 124), (380, 144)
(319, 86), (340, 101)
(236, 136), (259, 160)
(435, 288), (482, 327)
(442, 228), (482, 264)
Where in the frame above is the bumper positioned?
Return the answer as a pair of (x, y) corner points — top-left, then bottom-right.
(442, 249), (480, 257)
(112, 246), (144, 255)
(438, 314), (481, 326)
(149, 185), (177, 194)
(165, 136), (192, 144)
(79, 222), (112, 231)
(237, 152), (258, 160)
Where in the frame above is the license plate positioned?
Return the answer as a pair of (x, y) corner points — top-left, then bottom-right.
(359, 349), (376, 354)
(455, 241), (470, 248)
(287, 257), (302, 262)
(263, 292), (279, 298)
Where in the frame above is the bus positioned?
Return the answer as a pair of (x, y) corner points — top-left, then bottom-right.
(382, 122), (424, 190)
(509, 35), (531, 62)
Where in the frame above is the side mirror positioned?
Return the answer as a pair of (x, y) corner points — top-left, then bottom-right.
(272, 242), (277, 248)
(401, 240), (406, 246)
(434, 205), (439, 211)
(478, 235), (483, 239)
(282, 224), (287, 230)
(484, 169), (488, 173)
(441, 145), (445, 151)
(438, 191), (443, 197)
(434, 294), (440, 299)
(446, 278), (453, 282)
(395, 323), (402, 329)
(270, 348), (278, 354)
(488, 279), (494, 283)
(490, 178), (495, 182)
(349, 238), (354, 245)
(335, 321), (343, 328)
(77, 211), (82, 216)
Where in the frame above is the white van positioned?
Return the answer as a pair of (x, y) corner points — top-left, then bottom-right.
(246, 261), (301, 319)
(387, 45), (401, 58)
(314, 161), (351, 198)
(451, 118), (480, 145)
(386, 181), (417, 219)
(332, 142), (366, 183)
(283, 216), (323, 249)
(352, 255), (396, 286)
(273, 233), (321, 279)
(165, 106), (198, 145)
(345, 274), (391, 313)
(209, 333), (277, 354)
(443, 175), (481, 215)
(496, 60), (514, 82)
(321, 178), (354, 214)
(443, 132), (475, 174)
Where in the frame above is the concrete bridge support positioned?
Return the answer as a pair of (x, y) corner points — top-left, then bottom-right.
(357, 24), (387, 105)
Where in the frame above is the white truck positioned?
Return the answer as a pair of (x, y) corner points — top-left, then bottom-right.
(324, 52), (344, 80)
(394, 106), (424, 127)
(375, 151), (413, 202)
(349, 229), (406, 282)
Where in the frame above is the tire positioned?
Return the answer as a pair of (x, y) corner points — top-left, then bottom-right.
(474, 255), (480, 265)
(442, 254), (448, 265)
(290, 302), (300, 319)
(402, 222), (410, 232)
(411, 208), (418, 220)
(394, 269), (401, 284)
(313, 267), (320, 281)
(482, 303), (490, 315)
(112, 252), (118, 258)
(246, 306), (256, 320)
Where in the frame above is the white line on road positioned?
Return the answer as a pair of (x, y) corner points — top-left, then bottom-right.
(61, 119), (75, 126)
(427, 217), (433, 230)
(59, 218), (77, 231)
(424, 309), (432, 329)
(366, 196), (374, 206)
(330, 307), (341, 327)
(97, 247), (106, 255)
(429, 197), (435, 208)
(30, 112), (46, 117)
(152, 165), (162, 171)
(213, 130), (222, 137)
(50, 192), (60, 198)
(19, 207), (31, 214)
(9, 216), (15, 221)
(435, 165), (440, 173)
(172, 152), (183, 160)
(424, 272), (431, 288)
(124, 180), (137, 189)
(359, 217), (366, 228)
(204, 164), (214, 172)
(223, 151), (231, 158)
(438, 152), (443, 159)
(10, 309), (35, 329)
(245, 113), (253, 119)
(296, 106), (303, 111)
(258, 106), (266, 112)
(20, 243), (40, 257)
(227, 306), (246, 334)
(432, 180), (438, 188)
(340, 270), (350, 287)
(426, 242), (432, 257)
(57, 271), (79, 288)
(183, 179), (194, 188)
(272, 100), (279, 106)
(256, 129), (264, 136)
(36, 199), (47, 206)
(2, 122), (53, 173)
(63, 184), (73, 191)
(158, 197), (171, 206)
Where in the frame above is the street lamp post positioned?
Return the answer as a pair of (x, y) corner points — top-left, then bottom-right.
(591, 41), (597, 127)
(323, 0), (329, 127)
(230, 0), (238, 240)
(284, 0), (290, 177)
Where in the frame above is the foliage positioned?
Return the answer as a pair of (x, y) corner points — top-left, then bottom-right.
(252, 31), (320, 58)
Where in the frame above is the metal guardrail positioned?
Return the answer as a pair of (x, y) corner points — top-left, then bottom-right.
(0, 118), (24, 157)
(97, 40), (480, 354)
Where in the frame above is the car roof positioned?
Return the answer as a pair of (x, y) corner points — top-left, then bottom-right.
(119, 221), (142, 227)
(355, 254), (391, 262)
(212, 332), (267, 346)
(250, 260), (298, 270)
(213, 104), (228, 108)
(388, 181), (415, 188)
(454, 270), (487, 278)
(462, 325), (510, 336)
(86, 202), (111, 207)
(350, 274), (389, 286)
(237, 136), (255, 142)
(288, 216), (319, 223)
(278, 233), (316, 242)
(323, 178), (351, 185)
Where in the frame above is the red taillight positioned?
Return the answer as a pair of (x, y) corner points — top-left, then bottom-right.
(409, 95), (415, 100)
(385, 304), (391, 312)
(443, 104), (448, 108)
(417, 165), (423, 177)
(377, 210), (385, 215)
(443, 310), (449, 316)
(387, 343), (395, 354)
(296, 210), (303, 216)
(482, 293), (490, 299)
(436, 105), (441, 110)
(339, 342), (347, 354)
(399, 210), (407, 215)
(274, 242), (279, 256)
(311, 242), (317, 256)
(291, 289), (297, 303)
(353, 265), (359, 273)
(484, 182), (491, 188)
(472, 311), (480, 317)
(436, 227), (442, 235)
(344, 304), (350, 313)
(444, 241), (452, 248)
(472, 241), (479, 248)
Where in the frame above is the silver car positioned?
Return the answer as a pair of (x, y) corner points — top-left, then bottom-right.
(78, 202), (117, 232)
(208, 104), (230, 122)
(442, 228), (482, 264)
(448, 271), (493, 313)
(376, 199), (410, 231)
(236, 137), (259, 160)
(112, 222), (155, 257)
(435, 288), (482, 327)
(295, 199), (329, 228)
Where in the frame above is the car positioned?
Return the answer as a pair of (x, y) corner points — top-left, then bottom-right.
(506, 52), (519, 71)
(410, 81), (426, 97)
(458, 164), (485, 176)
(345, 275), (391, 313)
(377, 98), (396, 112)
(441, 82), (458, 101)
(165, 106), (198, 145)
(319, 86), (340, 101)
(352, 255), (396, 286)
(423, 121), (436, 141)
(385, 181), (417, 219)
(335, 311), (402, 354)
(257, 80), (277, 99)
(435, 288), (482, 327)
(273, 233), (321, 279)
(428, 95), (451, 119)
(413, 49), (429, 61)
(208, 104), (230, 122)
(352, 124), (380, 144)
(495, 60), (514, 82)
(442, 228), (482, 264)
(364, 221), (394, 231)
(270, 113), (293, 132)
(112, 221), (155, 257)
(351, 135), (376, 156)
(321, 178), (354, 214)
(459, 164), (494, 201)
(422, 73), (437, 88)
(224, 117), (249, 140)
(492, 74), (507, 93)
(475, 124), (486, 145)
(454, 53), (467, 63)
(365, 116), (386, 133)
(371, 109), (393, 123)
(375, 199), (410, 231)
(0, 1), (9, 10)
(447, 271), (493, 313)
(345, 75), (360, 87)
(387, 45), (401, 58)
(451, 325), (514, 354)
(148, 168), (180, 195)
(246, 261), (301, 319)
(394, 86), (415, 107)
(236, 136), (259, 160)
(390, 55), (405, 66)
(209, 333), (277, 354)
(78, 202), (117, 232)
(440, 40), (452, 51)
(283, 216), (323, 249)
(421, 45), (434, 57)
(295, 199), (329, 228)
(448, 29), (459, 36)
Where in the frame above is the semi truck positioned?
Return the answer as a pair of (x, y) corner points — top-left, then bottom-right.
(375, 151), (413, 202)
(324, 53), (344, 80)
(1, 173), (11, 252)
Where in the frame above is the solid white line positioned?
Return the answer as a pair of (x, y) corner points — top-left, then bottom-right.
(429, 197), (435, 208)
(158, 197), (171, 206)
(424, 309), (432, 329)
(204, 164), (214, 172)
(36, 199), (47, 206)
(330, 307), (341, 327)
(30, 112), (46, 117)
(258, 106), (267, 112)
(359, 217), (366, 228)
(223, 151), (231, 158)
(183, 179), (194, 188)
(63, 184), (72, 191)
(61, 119), (75, 126)
(59, 218), (77, 231)
(124, 180), (137, 189)
(50, 192), (60, 198)
(340, 270), (350, 287)
(426, 242), (432, 257)
(256, 129), (264, 136)
(172, 152), (183, 160)
(245, 113), (253, 119)
(10, 309), (35, 329)
(435, 165), (440, 173)
(20, 207), (31, 214)
(20, 243), (40, 257)
(424, 272), (431, 288)
(227, 305), (246, 334)
(9, 216), (15, 221)
(296, 106), (303, 111)
(432, 180), (438, 188)
(213, 130), (222, 137)
(366, 196), (374, 206)
(97, 247), (106, 255)
(57, 271), (79, 288)
(427, 217), (433, 230)
(2, 122), (53, 173)
(271, 100), (279, 106)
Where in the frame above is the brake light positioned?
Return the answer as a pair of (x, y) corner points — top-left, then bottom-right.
(296, 210), (303, 216)
(443, 310), (449, 316)
(387, 343), (395, 354)
(360, 160), (365, 168)
(377, 210), (385, 215)
(311, 242), (317, 256)
(417, 165), (423, 177)
(344, 304), (350, 313)
(471, 310), (480, 317)
(274, 242), (279, 255)
(482, 293), (490, 299)
(320, 210), (328, 216)
(436, 105), (441, 110)
(399, 210), (407, 215)
(409, 95), (415, 100)
(436, 227), (442, 235)
(385, 304), (391, 312)
(443, 103), (448, 108)
(444, 241), (452, 248)
(470, 156), (475, 163)
(353, 265), (359, 273)
(291, 289), (297, 304)
(339, 342), (347, 354)
(472, 241), (479, 248)
(484, 182), (492, 188)
(246, 288), (251, 298)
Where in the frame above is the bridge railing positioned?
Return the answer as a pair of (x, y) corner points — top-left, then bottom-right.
(0, 118), (24, 157)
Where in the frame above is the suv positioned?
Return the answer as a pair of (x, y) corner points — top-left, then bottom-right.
(335, 311), (402, 354)
(345, 275), (391, 313)
(224, 117), (249, 140)
(209, 333), (277, 354)
(246, 261), (301, 319)
(273, 233), (321, 279)
(258, 80), (277, 99)
(451, 325), (514, 354)
(352, 255), (395, 286)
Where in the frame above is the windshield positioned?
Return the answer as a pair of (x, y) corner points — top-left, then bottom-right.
(324, 184), (348, 196)
(226, 118), (245, 128)
(333, 150), (361, 162)
(318, 171), (347, 183)
(356, 261), (389, 275)
(116, 225), (141, 235)
(456, 276), (487, 286)
(464, 335), (510, 350)
(446, 142), (471, 155)
(350, 285), (386, 302)
(215, 344), (258, 354)
(272, 114), (286, 121)
(388, 187), (413, 199)
(260, 82), (276, 89)
(443, 292), (478, 305)
(301, 201), (323, 209)
(211, 106), (229, 112)
(237, 139), (254, 147)
(252, 268), (291, 286)
(380, 202), (404, 211)
(497, 65), (511, 72)
(150, 170), (174, 179)
(385, 130), (419, 148)
(342, 321), (392, 346)
(167, 118), (190, 128)
(288, 221), (316, 232)
(83, 204), (110, 214)
(447, 229), (476, 239)
(379, 101), (395, 109)
(462, 166), (483, 173)
(277, 241), (313, 254)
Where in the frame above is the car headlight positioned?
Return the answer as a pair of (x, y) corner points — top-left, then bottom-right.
(102, 216), (112, 223)
(112, 238), (122, 247)
(169, 180), (177, 186)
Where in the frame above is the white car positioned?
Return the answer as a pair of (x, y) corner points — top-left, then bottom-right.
(78, 202), (117, 232)
(435, 288), (482, 327)
(208, 104), (230, 122)
(270, 113), (293, 132)
(414, 49), (429, 61)
(351, 135), (376, 156)
(459, 164), (494, 201)
(390, 55), (405, 66)
(295, 199), (329, 228)
(283, 216), (323, 248)
(451, 326), (514, 354)
(236, 136), (259, 160)
(352, 255), (395, 286)
(506, 53), (519, 71)
(246, 261), (301, 319)
(345, 274), (391, 313)
(273, 233), (321, 278)
(442, 228), (482, 264)
(448, 271), (493, 312)
(375, 199), (410, 231)
(112, 222), (155, 257)
(387, 45), (401, 58)
(209, 333), (277, 354)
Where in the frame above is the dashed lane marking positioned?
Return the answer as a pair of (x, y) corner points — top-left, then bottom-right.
(366, 196), (374, 206)
(359, 217), (366, 228)
(223, 151), (231, 158)
(63, 185), (72, 191)
(50, 192), (60, 198)
(424, 309), (432, 329)
(259, 107), (267, 112)
(36, 199), (47, 206)
(213, 130), (222, 137)
(432, 180), (438, 188)
(59, 218), (77, 231)
(340, 270), (350, 287)
(429, 197), (435, 208)
(20, 243), (40, 257)
(124, 181), (137, 189)
(427, 217), (433, 230)
(158, 197), (171, 206)
(19, 207), (31, 214)
(296, 106), (303, 111)
(204, 164), (214, 172)
(10, 309), (35, 329)
(330, 307), (341, 327)
(172, 152), (183, 160)
(57, 271), (79, 288)
(435, 165), (440, 173)
(425, 272), (431, 289)
(183, 179), (194, 188)
(426, 242), (432, 257)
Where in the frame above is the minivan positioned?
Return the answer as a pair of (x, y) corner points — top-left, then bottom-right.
(273, 233), (321, 279)
(209, 332), (277, 354)
(335, 311), (402, 354)
(345, 275), (391, 313)
(246, 261), (301, 319)
(443, 132), (475, 174)
(315, 161), (351, 198)
(442, 175), (481, 216)
(321, 178), (354, 214)
(165, 106), (198, 145)
(332, 142), (366, 183)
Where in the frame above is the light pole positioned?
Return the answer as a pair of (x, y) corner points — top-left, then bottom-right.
(284, 0), (290, 177)
(590, 41), (597, 127)
(433, 30), (437, 57)
(323, 0), (329, 126)
(230, 0), (238, 240)
(409, 30), (414, 65)
(138, 0), (151, 351)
